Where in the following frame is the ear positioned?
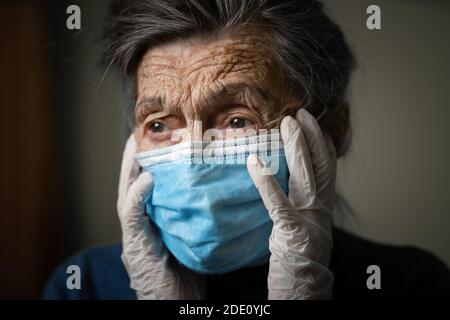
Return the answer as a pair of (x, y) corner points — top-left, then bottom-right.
(320, 103), (350, 158)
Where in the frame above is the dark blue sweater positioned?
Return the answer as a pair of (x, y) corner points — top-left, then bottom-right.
(43, 228), (450, 300)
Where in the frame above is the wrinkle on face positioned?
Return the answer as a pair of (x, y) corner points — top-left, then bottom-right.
(134, 28), (301, 151)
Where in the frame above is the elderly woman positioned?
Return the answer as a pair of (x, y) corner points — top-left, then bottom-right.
(44, 0), (449, 300)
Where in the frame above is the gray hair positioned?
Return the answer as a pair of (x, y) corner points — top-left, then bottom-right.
(103, 0), (356, 156)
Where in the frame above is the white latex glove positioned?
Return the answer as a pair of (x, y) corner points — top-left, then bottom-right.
(247, 108), (337, 300)
(117, 134), (204, 300)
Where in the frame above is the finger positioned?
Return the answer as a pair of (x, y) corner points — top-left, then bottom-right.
(118, 134), (141, 213)
(280, 116), (316, 208)
(247, 154), (294, 225)
(295, 109), (334, 206)
(120, 172), (153, 226)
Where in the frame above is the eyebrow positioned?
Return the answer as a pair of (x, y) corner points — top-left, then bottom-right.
(135, 82), (274, 120)
(136, 96), (163, 113)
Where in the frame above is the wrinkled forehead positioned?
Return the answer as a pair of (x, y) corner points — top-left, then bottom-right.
(136, 30), (281, 104)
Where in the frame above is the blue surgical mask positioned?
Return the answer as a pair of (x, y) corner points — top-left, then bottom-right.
(135, 133), (289, 274)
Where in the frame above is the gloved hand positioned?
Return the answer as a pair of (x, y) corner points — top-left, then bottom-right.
(117, 134), (204, 300)
(247, 108), (337, 300)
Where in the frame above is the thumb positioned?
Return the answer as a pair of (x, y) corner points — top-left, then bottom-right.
(246, 154), (293, 225)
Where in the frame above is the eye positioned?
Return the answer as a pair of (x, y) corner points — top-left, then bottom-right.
(148, 121), (170, 133)
(228, 117), (253, 129)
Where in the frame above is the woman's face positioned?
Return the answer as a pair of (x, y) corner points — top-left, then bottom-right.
(134, 28), (299, 152)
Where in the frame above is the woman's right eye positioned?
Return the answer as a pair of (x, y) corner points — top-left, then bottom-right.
(148, 121), (169, 133)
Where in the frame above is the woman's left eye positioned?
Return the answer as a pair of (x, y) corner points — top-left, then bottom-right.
(228, 117), (253, 129)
